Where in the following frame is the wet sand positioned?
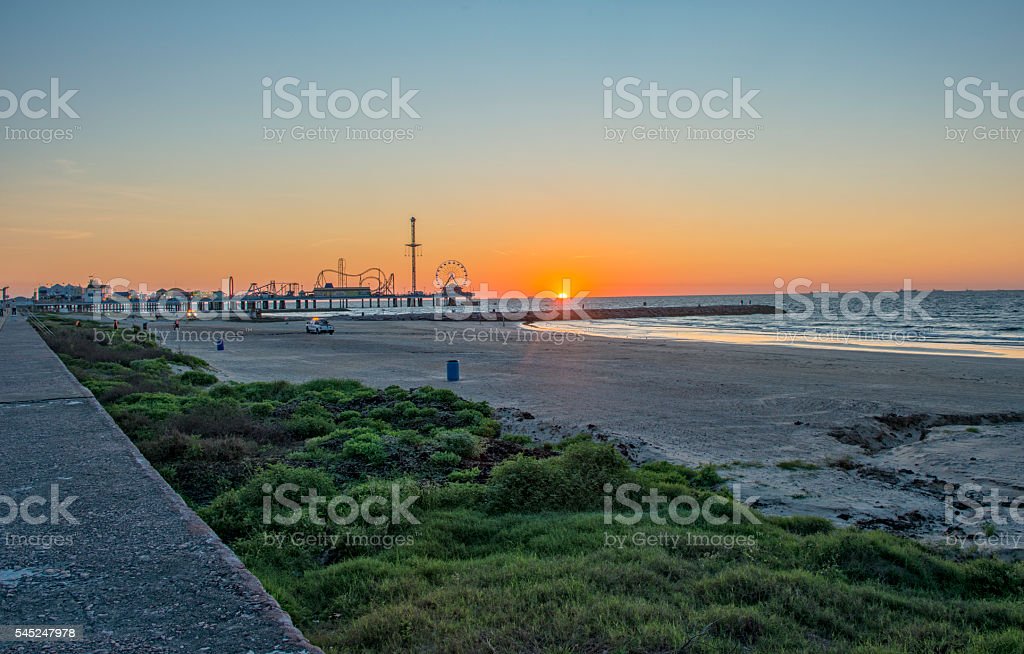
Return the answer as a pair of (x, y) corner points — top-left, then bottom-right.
(124, 318), (1024, 552)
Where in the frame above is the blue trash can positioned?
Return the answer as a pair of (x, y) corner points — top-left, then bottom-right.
(446, 359), (460, 382)
(216, 339), (224, 351)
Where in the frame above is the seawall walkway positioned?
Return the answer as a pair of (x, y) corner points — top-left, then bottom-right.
(0, 317), (321, 653)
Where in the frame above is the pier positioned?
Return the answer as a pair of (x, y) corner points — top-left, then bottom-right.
(26, 292), (434, 316)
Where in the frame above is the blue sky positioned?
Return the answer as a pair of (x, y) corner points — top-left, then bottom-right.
(1, 1), (1022, 295)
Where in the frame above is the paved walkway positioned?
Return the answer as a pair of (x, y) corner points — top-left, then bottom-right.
(0, 318), (321, 653)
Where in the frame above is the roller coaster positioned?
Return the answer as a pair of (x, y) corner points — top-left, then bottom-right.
(314, 258), (395, 296)
(246, 280), (301, 296)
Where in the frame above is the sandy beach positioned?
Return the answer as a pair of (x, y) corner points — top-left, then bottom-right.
(119, 316), (1023, 553)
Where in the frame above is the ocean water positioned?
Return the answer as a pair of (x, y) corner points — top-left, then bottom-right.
(264, 290), (1024, 357)
(526, 290), (1024, 358)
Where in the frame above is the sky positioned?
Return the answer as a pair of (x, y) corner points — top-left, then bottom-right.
(1, 1), (1023, 297)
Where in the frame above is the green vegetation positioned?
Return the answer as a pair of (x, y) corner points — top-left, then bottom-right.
(36, 318), (1024, 653)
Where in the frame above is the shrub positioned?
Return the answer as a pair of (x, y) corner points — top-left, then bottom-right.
(249, 400), (278, 419)
(429, 451), (462, 468)
(130, 358), (172, 375)
(292, 400), (332, 420)
(39, 324), (163, 365)
(286, 415), (335, 440)
(638, 460), (723, 491)
(434, 429), (480, 459)
(136, 432), (196, 464)
(110, 392), (187, 422)
(394, 429), (426, 446)
(419, 482), (488, 510)
(468, 417), (500, 439)
(199, 437), (258, 461)
(557, 441), (632, 510)
(502, 435), (532, 445)
(554, 433), (593, 450)
(171, 396), (258, 439)
(83, 379), (130, 399)
(235, 380), (296, 403)
(180, 370), (217, 386)
(340, 431), (388, 464)
(485, 442), (632, 514)
(485, 455), (568, 514)
(201, 465), (338, 540)
(447, 467), (481, 482)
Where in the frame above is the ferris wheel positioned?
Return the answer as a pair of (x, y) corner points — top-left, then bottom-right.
(434, 260), (469, 289)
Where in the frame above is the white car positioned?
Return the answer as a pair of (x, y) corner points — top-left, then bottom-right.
(305, 319), (334, 334)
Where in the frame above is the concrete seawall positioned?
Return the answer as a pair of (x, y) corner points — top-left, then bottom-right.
(0, 318), (321, 653)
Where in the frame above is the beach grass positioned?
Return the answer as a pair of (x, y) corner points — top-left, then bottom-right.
(35, 317), (1024, 653)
